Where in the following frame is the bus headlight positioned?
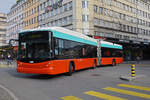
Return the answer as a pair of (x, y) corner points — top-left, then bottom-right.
(18, 62), (22, 66)
(49, 67), (54, 70)
(46, 64), (49, 67)
(46, 62), (50, 67)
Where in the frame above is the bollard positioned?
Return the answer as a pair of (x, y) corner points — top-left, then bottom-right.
(131, 64), (135, 78)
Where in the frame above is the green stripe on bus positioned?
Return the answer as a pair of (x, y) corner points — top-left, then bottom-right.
(52, 30), (122, 49)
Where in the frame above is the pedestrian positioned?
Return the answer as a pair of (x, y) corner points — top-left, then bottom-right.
(7, 54), (11, 65)
(136, 56), (140, 64)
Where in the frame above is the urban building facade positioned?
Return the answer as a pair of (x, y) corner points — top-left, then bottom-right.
(24, 0), (39, 29)
(0, 13), (7, 46)
(38, 0), (73, 29)
(7, 0), (26, 44)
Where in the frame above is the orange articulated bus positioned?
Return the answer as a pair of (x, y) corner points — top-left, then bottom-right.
(17, 27), (123, 76)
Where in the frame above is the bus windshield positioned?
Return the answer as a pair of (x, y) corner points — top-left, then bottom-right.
(18, 31), (52, 62)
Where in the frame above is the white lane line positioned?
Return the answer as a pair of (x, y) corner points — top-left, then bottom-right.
(0, 84), (19, 100)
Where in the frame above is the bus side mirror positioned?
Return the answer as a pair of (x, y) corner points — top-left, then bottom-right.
(9, 39), (18, 46)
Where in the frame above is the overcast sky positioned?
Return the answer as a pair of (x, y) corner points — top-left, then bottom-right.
(0, 0), (16, 14)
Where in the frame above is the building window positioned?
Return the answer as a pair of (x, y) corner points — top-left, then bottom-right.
(104, 8), (109, 16)
(82, 29), (89, 35)
(32, 18), (34, 24)
(68, 1), (72, 10)
(99, 7), (103, 14)
(59, 18), (62, 25)
(34, 17), (36, 23)
(117, 2), (121, 8)
(40, 4), (42, 11)
(64, 17), (67, 24)
(94, 5), (98, 13)
(113, 0), (117, 7)
(42, 3), (45, 10)
(82, 15), (89, 21)
(68, 15), (72, 23)
(34, 7), (36, 13)
(82, 0), (88, 8)
(55, 9), (58, 15)
(94, 18), (99, 25)
(109, 10), (113, 16)
(64, 4), (68, 11)
(51, 21), (53, 26)
(55, 20), (58, 26)
(99, 0), (103, 3)
(59, 6), (63, 13)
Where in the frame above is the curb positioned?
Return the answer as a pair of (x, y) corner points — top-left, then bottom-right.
(0, 84), (18, 100)
(120, 64), (150, 67)
(119, 75), (146, 81)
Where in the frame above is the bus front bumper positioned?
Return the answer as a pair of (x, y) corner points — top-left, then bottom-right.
(17, 67), (54, 75)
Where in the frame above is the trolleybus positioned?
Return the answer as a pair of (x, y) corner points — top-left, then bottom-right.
(17, 27), (123, 75)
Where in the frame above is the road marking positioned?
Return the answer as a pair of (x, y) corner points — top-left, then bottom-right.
(0, 65), (6, 68)
(84, 91), (127, 100)
(103, 87), (150, 99)
(61, 96), (83, 100)
(118, 84), (150, 91)
(0, 84), (19, 100)
(0, 65), (15, 68)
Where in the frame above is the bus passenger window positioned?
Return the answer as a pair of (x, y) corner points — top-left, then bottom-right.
(82, 48), (85, 56)
(54, 39), (59, 56)
(106, 50), (110, 57)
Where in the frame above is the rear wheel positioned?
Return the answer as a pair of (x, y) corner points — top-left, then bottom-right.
(92, 59), (97, 69)
(67, 63), (74, 76)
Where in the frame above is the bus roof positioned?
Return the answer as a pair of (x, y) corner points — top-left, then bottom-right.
(19, 27), (122, 49)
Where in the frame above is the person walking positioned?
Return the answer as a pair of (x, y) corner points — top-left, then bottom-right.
(7, 54), (11, 65)
(136, 55), (140, 64)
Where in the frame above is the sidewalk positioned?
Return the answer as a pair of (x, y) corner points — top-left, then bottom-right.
(120, 60), (150, 82)
(122, 60), (150, 64)
(0, 60), (17, 68)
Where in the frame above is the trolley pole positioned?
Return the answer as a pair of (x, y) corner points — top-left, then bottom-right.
(131, 64), (135, 78)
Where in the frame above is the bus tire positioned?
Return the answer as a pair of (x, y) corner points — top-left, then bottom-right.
(112, 60), (116, 66)
(92, 59), (97, 69)
(67, 62), (74, 76)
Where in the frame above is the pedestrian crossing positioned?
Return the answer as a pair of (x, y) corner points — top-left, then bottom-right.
(61, 96), (83, 100)
(84, 91), (127, 100)
(118, 84), (150, 92)
(61, 84), (150, 100)
(103, 87), (150, 99)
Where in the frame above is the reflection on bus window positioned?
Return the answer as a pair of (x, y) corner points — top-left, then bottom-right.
(102, 48), (123, 57)
(54, 38), (97, 59)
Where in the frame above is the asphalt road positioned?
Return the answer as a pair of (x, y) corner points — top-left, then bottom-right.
(0, 61), (150, 100)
